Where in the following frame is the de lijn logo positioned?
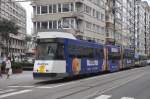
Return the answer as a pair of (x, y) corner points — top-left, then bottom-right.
(38, 65), (46, 73)
(72, 57), (81, 75)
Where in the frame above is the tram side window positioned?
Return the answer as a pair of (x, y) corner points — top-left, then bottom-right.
(95, 48), (104, 58)
(68, 45), (94, 58)
(86, 47), (94, 58)
(56, 45), (65, 60)
(108, 53), (121, 60)
(123, 52), (134, 59)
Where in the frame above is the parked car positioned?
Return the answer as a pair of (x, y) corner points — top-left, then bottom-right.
(147, 59), (150, 65)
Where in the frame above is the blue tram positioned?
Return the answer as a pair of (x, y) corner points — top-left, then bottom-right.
(66, 39), (104, 75)
(33, 32), (137, 80)
(122, 49), (135, 69)
(105, 45), (121, 72)
(33, 37), (104, 79)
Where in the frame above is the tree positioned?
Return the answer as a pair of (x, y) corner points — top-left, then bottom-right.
(25, 35), (32, 42)
(0, 19), (19, 56)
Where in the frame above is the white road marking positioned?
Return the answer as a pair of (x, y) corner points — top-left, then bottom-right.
(121, 97), (135, 99)
(0, 89), (16, 94)
(0, 90), (32, 98)
(94, 95), (112, 99)
(9, 86), (34, 88)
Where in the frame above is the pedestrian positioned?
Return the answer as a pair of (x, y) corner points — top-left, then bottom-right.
(0, 59), (2, 78)
(0, 58), (3, 78)
(5, 57), (11, 79)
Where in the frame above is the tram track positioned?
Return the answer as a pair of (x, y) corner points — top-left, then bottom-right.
(40, 67), (146, 99)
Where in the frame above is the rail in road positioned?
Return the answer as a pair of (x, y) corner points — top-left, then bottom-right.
(0, 66), (149, 99)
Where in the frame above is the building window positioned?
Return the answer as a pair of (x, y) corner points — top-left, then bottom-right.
(49, 5), (52, 13)
(58, 4), (61, 12)
(33, 6), (37, 15)
(101, 13), (104, 21)
(86, 22), (91, 30)
(63, 19), (70, 28)
(96, 11), (100, 20)
(53, 21), (57, 29)
(37, 22), (40, 29)
(70, 3), (74, 11)
(58, 20), (62, 28)
(93, 24), (96, 32)
(41, 6), (48, 14)
(53, 4), (57, 13)
(85, 6), (91, 15)
(49, 21), (52, 29)
(37, 6), (40, 14)
(93, 9), (96, 17)
(71, 19), (75, 28)
(41, 22), (48, 29)
(96, 26), (100, 33)
(34, 22), (37, 29)
(62, 3), (70, 12)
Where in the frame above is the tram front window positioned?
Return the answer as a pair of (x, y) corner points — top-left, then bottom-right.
(36, 43), (65, 60)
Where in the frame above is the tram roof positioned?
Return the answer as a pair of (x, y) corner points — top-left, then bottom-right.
(37, 32), (77, 40)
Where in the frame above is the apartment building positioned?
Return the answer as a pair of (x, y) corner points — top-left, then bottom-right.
(106, 0), (135, 49)
(106, 0), (122, 45)
(0, 0), (26, 59)
(148, 7), (150, 57)
(31, 0), (106, 44)
(143, 1), (150, 56)
(135, 0), (150, 56)
(122, 0), (135, 49)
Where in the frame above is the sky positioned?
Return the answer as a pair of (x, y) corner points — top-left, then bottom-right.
(19, 0), (150, 35)
(19, 2), (33, 35)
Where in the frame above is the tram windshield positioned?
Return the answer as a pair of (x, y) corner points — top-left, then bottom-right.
(36, 40), (65, 60)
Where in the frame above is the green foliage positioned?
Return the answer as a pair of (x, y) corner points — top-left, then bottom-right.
(0, 19), (19, 55)
(12, 62), (22, 69)
(12, 62), (34, 70)
(0, 19), (19, 36)
(25, 35), (32, 42)
(20, 62), (34, 67)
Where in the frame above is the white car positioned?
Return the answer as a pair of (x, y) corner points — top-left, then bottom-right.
(27, 58), (35, 63)
(147, 59), (150, 65)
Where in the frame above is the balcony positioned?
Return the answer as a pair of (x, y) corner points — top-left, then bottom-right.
(106, 22), (113, 29)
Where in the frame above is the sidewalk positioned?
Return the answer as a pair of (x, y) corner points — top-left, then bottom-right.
(0, 71), (33, 88)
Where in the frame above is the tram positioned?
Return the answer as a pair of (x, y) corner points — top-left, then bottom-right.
(105, 45), (121, 72)
(33, 32), (137, 80)
(122, 49), (135, 69)
(33, 32), (104, 79)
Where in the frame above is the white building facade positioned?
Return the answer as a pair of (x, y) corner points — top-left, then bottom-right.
(32, 0), (106, 44)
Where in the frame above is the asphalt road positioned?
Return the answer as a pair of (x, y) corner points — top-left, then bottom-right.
(0, 66), (150, 99)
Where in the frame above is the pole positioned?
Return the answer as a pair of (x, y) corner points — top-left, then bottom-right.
(144, 8), (147, 55)
(113, 0), (116, 45)
(134, 0), (136, 57)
